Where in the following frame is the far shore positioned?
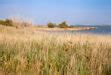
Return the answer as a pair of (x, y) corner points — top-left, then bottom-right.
(0, 24), (96, 33)
(36, 26), (96, 31)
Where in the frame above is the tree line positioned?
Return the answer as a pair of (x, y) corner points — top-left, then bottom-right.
(0, 19), (73, 28)
(47, 21), (72, 28)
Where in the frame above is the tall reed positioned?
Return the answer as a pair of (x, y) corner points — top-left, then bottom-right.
(0, 30), (111, 75)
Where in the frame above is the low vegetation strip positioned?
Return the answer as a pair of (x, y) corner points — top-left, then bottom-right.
(0, 29), (111, 75)
(0, 19), (32, 28)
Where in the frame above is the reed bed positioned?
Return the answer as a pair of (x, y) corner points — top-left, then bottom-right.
(0, 29), (111, 75)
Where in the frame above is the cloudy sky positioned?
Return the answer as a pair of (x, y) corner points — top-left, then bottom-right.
(0, 0), (111, 25)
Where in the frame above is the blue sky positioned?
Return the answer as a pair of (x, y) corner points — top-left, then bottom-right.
(0, 0), (111, 25)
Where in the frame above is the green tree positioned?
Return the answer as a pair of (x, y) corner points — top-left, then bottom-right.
(0, 20), (5, 25)
(0, 19), (13, 26)
(59, 21), (69, 28)
(47, 22), (55, 28)
(5, 19), (13, 26)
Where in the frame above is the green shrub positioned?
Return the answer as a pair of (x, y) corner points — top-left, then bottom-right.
(0, 18), (33, 28)
(47, 22), (55, 28)
(0, 19), (13, 26)
(58, 21), (69, 28)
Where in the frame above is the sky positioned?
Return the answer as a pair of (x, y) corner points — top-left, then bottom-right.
(0, 0), (111, 25)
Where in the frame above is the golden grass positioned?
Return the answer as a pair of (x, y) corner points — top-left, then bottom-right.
(0, 27), (111, 75)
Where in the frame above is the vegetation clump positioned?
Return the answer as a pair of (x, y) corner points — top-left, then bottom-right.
(0, 18), (32, 28)
(58, 21), (69, 28)
(47, 21), (69, 28)
(0, 19), (13, 26)
(47, 22), (55, 28)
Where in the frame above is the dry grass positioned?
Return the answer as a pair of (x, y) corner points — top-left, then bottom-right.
(0, 27), (111, 75)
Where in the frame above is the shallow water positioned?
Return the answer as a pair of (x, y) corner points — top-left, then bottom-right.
(76, 26), (111, 35)
(39, 26), (111, 35)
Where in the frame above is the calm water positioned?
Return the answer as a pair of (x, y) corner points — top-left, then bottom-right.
(44, 25), (111, 35)
(76, 26), (111, 35)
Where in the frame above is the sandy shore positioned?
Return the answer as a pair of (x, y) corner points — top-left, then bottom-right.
(36, 27), (96, 31)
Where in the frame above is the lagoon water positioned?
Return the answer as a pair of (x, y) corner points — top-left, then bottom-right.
(46, 25), (111, 35)
(76, 26), (111, 35)
(51, 25), (111, 35)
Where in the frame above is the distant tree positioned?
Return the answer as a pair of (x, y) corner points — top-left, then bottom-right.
(0, 20), (5, 25)
(0, 18), (33, 28)
(59, 21), (69, 28)
(47, 22), (55, 28)
(0, 19), (13, 26)
(5, 19), (13, 26)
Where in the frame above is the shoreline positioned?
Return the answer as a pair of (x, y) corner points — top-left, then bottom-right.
(36, 26), (96, 31)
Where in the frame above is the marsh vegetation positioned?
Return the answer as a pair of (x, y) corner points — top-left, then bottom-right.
(0, 26), (110, 75)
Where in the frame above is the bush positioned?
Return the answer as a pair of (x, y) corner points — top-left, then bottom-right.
(0, 19), (13, 26)
(5, 19), (13, 26)
(0, 20), (5, 25)
(47, 22), (55, 28)
(58, 21), (69, 28)
(0, 18), (33, 28)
